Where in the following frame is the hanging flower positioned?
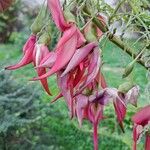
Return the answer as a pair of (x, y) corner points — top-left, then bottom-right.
(5, 35), (36, 70)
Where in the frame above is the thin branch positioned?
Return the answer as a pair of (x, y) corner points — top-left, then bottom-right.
(95, 17), (148, 69)
(108, 0), (127, 24)
(83, 8), (148, 70)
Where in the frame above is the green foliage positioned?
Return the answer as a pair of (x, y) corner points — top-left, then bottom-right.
(0, 71), (42, 149)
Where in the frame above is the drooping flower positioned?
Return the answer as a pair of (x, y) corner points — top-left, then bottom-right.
(75, 94), (103, 150)
(5, 34), (36, 70)
(6, 33), (52, 95)
(132, 105), (150, 150)
(33, 43), (51, 95)
(32, 0), (86, 81)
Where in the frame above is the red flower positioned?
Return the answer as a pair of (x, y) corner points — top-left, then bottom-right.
(6, 35), (51, 95)
(6, 35), (36, 70)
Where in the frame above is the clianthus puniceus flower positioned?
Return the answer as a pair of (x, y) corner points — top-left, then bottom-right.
(5, 0), (142, 149)
(5, 8), (52, 95)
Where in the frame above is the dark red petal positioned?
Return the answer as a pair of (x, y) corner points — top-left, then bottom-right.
(132, 105), (150, 126)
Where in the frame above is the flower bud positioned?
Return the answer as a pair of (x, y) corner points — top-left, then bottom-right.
(31, 7), (47, 34)
(84, 22), (98, 42)
(118, 82), (134, 93)
(38, 32), (51, 46)
(122, 61), (135, 78)
(64, 8), (76, 23)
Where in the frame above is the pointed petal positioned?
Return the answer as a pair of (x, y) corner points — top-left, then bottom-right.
(132, 124), (143, 150)
(57, 72), (73, 117)
(79, 47), (101, 91)
(37, 52), (56, 68)
(5, 45), (34, 70)
(76, 94), (88, 127)
(56, 25), (76, 50)
(47, 0), (70, 31)
(23, 35), (36, 52)
(36, 67), (51, 95)
(113, 99), (126, 131)
(125, 85), (140, 107)
(73, 66), (85, 87)
(32, 28), (78, 80)
(88, 103), (103, 124)
(34, 44), (51, 95)
(51, 93), (63, 103)
(132, 105), (150, 126)
(62, 42), (97, 76)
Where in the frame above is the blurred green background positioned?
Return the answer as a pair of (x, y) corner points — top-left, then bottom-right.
(0, 1), (149, 150)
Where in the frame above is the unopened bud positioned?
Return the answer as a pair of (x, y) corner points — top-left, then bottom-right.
(31, 7), (47, 34)
(64, 8), (76, 23)
(122, 61), (135, 78)
(118, 82), (134, 93)
(38, 32), (51, 45)
(84, 22), (97, 42)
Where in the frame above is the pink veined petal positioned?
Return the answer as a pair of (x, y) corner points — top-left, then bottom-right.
(73, 66), (86, 88)
(113, 98), (126, 132)
(76, 94), (88, 127)
(92, 88), (125, 107)
(145, 133), (150, 150)
(55, 25), (77, 51)
(57, 72), (73, 117)
(132, 124), (143, 150)
(91, 90), (113, 106)
(34, 44), (51, 95)
(37, 52), (57, 68)
(61, 42), (97, 76)
(5, 35), (36, 70)
(32, 28), (78, 81)
(88, 103), (103, 124)
(36, 67), (52, 95)
(88, 47), (100, 74)
(132, 105), (150, 126)
(5, 44), (35, 70)
(47, 0), (71, 31)
(79, 47), (101, 91)
(104, 88), (126, 106)
(23, 35), (36, 53)
(125, 85), (139, 107)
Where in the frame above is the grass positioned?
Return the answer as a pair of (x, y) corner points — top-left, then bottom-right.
(0, 36), (148, 150)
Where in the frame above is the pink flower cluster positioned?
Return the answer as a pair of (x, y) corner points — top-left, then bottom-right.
(5, 0), (142, 149)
